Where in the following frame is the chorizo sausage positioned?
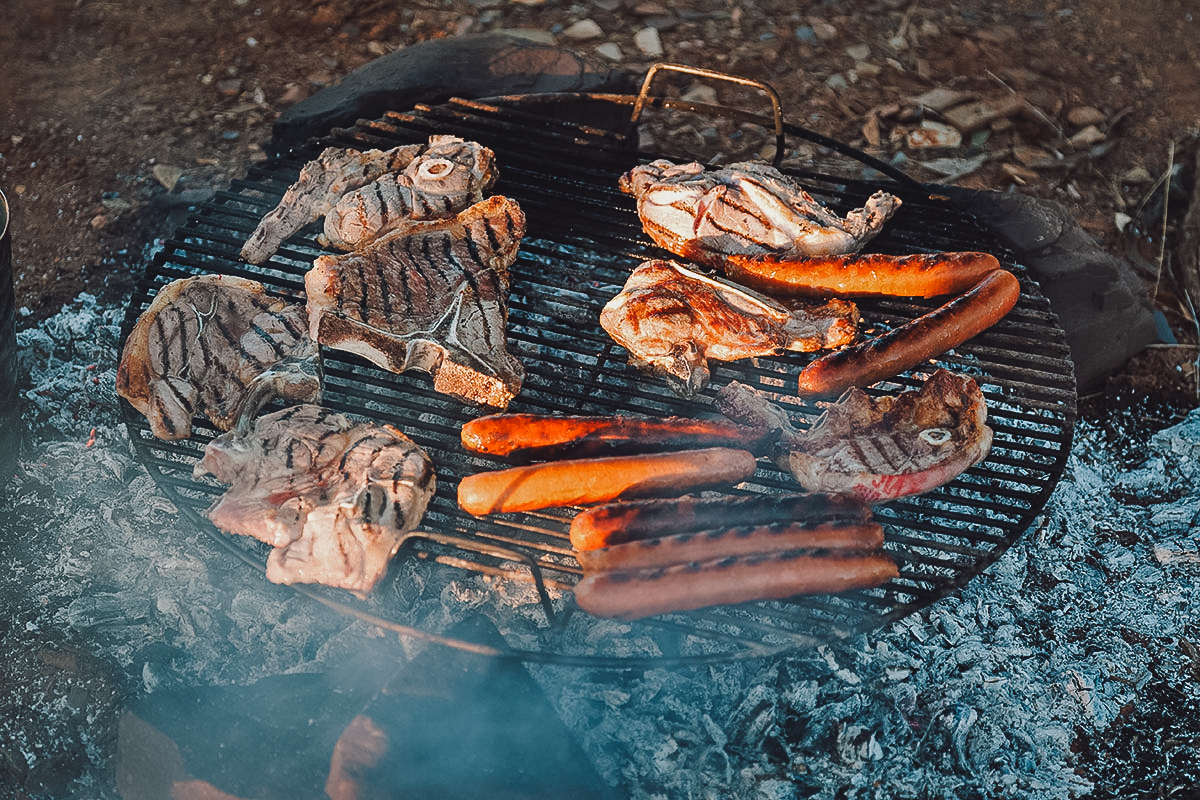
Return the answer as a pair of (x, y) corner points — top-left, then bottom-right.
(722, 251), (1003, 299)
(796, 269), (1021, 398)
(568, 491), (872, 551)
(461, 412), (771, 461)
(456, 447), (758, 516)
(573, 550), (899, 620)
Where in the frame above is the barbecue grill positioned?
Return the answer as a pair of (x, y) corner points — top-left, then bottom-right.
(119, 69), (1077, 667)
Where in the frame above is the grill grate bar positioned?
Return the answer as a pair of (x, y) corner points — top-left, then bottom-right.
(120, 95), (1076, 664)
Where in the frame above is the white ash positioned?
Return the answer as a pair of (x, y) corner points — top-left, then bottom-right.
(4, 293), (1199, 797)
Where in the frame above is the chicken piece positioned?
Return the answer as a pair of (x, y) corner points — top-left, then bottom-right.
(306, 195), (527, 409)
(619, 159), (902, 265)
(319, 136), (498, 251)
(194, 404), (436, 596)
(240, 143), (423, 264)
(600, 259), (858, 396)
(116, 274), (321, 440)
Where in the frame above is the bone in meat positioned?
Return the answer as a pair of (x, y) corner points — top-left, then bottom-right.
(116, 274), (321, 440)
(716, 369), (992, 503)
(600, 259), (858, 396)
(619, 159), (902, 265)
(240, 143), (423, 264)
(194, 403), (436, 596)
(319, 135), (498, 251)
(305, 195), (527, 409)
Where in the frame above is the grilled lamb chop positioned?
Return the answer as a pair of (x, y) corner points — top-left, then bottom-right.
(240, 143), (423, 264)
(600, 259), (858, 396)
(716, 369), (992, 502)
(306, 195), (526, 409)
(619, 159), (902, 265)
(319, 136), (497, 251)
(117, 274), (321, 440)
(195, 404), (436, 596)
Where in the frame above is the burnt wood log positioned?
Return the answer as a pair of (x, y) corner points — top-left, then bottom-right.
(272, 33), (638, 154)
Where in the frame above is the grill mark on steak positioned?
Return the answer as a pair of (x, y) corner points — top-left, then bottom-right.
(306, 195), (524, 408)
(118, 274), (322, 440)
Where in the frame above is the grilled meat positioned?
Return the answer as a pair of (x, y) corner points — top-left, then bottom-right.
(240, 143), (423, 264)
(117, 274), (320, 440)
(600, 259), (858, 396)
(195, 403), (436, 596)
(319, 136), (497, 251)
(306, 195), (527, 409)
(619, 159), (902, 265)
(717, 369), (992, 503)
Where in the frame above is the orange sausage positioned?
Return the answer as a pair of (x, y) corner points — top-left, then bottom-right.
(722, 251), (1003, 299)
(568, 491), (872, 551)
(456, 447), (758, 516)
(461, 413), (771, 460)
(796, 269), (1021, 397)
(575, 521), (885, 574)
(573, 550), (899, 620)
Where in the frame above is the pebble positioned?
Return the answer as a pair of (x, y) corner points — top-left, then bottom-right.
(594, 42), (623, 61)
(809, 20), (837, 41)
(634, 26), (663, 57)
(562, 19), (603, 40)
(845, 43), (871, 60)
(151, 164), (184, 192)
(1066, 105), (1106, 127)
(905, 120), (962, 149)
(682, 84), (718, 104)
(825, 73), (849, 90)
(1067, 124), (1105, 148)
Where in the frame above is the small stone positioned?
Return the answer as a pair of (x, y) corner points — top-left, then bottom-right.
(562, 19), (603, 40)
(1066, 105), (1106, 128)
(681, 83), (718, 104)
(634, 27), (663, 57)
(1120, 165), (1154, 184)
(905, 120), (962, 149)
(909, 87), (975, 113)
(634, 1), (669, 13)
(845, 43), (870, 60)
(794, 25), (816, 43)
(152, 164), (184, 192)
(594, 42), (623, 61)
(1067, 124), (1105, 148)
(1012, 145), (1053, 166)
(809, 20), (837, 41)
(940, 94), (1026, 132)
(216, 79), (242, 97)
(825, 73), (849, 90)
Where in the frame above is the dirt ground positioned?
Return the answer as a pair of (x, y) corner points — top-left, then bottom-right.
(1, 0), (1199, 381)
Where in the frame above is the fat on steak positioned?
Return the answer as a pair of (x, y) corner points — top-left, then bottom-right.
(305, 194), (527, 409)
(240, 142), (423, 264)
(116, 274), (321, 440)
(319, 135), (497, 251)
(619, 159), (902, 265)
(717, 369), (992, 503)
(194, 403), (436, 596)
(600, 259), (858, 396)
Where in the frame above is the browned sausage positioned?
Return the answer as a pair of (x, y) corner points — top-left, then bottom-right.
(722, 251), (1003, 299)
(456, 447), (758, 517)
(460, 412), (771, 461)
(575, 521), (885, 573)
(796, 269), (1021, 398)
(568, 491), (872, 551)
(573, 550), (899, 620)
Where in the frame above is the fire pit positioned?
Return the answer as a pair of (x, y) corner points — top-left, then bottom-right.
(119, 83), (1076, 666)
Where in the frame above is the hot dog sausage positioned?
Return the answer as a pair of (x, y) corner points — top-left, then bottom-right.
(722, 251), (1003, 299)
(573, 549), (899, 620)
(461, 413), (771, 461)
(796, 269), (1020, 397)
(575, 521), (885, 573)
(569, 491), (872, 551)
(456, 447), (758, 516)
